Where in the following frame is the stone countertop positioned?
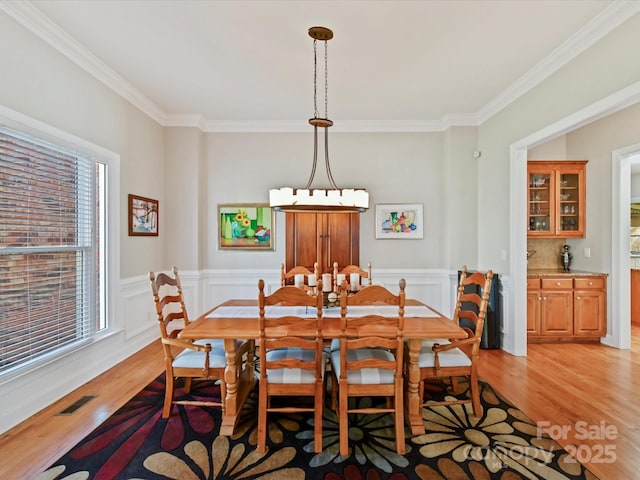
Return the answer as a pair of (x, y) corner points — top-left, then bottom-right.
(527, 268), (608, 277)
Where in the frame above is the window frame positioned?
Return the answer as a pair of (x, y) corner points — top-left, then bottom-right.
(0, 105), (120, 381)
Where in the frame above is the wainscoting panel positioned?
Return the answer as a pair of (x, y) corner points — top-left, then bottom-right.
(198, 268), (454, 317)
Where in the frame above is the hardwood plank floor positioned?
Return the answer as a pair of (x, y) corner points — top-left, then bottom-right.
(1, 331), (639, 479)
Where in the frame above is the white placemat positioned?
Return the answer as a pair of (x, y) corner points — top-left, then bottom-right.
(207, 304), (438, 318)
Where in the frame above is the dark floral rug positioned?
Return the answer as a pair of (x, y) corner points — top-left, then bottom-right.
(37, 374), (598, 480)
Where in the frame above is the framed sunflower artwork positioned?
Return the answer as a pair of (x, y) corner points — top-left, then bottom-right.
(218, 204), (274, 250)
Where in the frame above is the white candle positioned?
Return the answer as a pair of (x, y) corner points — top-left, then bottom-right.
(294, 274), (304, 288)
(336, 274), (346, 288)
(307, 274), (317, 286)
(322, 273), (332, 292)
(350, 273), (360, 291)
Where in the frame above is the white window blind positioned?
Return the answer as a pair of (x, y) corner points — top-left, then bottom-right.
(0, 127), (105, 376)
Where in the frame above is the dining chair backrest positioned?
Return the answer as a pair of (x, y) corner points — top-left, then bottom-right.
(451, 267), (494, 358)
(333, 262), (372, 290)
(256, 278), (325, 453)
(411, 265), (493, 418)
(280, 262), (319, 288)
(150, 266), (190, 339)
(150, 266), (227, 418)
(337, 280), (406, 375)
(331, 278), (406, 456)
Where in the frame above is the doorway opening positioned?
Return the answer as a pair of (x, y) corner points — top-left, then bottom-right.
(507, 81), (640, 356)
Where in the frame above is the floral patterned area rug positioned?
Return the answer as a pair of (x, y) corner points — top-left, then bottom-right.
(37, 374), (598, 480)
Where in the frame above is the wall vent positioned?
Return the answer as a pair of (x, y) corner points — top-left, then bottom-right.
(56, 395), (96, 416)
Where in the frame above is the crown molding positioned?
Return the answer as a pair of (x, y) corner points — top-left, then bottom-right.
(477, 0), (640, 124)
(3, 0), (638, 133)
(0, 0), (166, 124)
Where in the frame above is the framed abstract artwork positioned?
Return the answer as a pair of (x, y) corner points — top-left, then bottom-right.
(375, 203), (424, 239)
(128, 194), (158, 236)
(218, 204), (274, 250)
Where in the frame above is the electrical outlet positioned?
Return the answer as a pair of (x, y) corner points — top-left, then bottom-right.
(584, 247), (591, 258)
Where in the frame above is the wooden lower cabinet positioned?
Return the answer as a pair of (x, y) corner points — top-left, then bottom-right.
(527, 275), (607, 342)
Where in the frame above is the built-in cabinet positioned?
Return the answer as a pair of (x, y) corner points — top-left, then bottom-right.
(528, 161), (587, 238)
(285, 212), (359, 274)
(527, 275), (607, 342)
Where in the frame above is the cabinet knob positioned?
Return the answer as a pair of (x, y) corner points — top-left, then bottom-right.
(576, 296), (581, 300)
(556, 282), (561, 286)
(589, 281), (593, 286)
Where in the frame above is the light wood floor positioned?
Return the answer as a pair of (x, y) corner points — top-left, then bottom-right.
(2, 330), (639, 480)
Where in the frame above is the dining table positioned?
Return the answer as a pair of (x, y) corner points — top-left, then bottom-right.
(179, 298), (467, 436)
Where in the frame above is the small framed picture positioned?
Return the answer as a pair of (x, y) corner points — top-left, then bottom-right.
(219, 204), (274, 250)
(128, 194), (158, 236)
(375, 203), (424, 239)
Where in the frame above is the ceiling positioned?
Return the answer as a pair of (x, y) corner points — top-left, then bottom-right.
(5, 1), (640, 132)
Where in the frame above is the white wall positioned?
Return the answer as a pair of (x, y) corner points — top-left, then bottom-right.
(633, 173), (640, 200)
(479, 12), (640, 354)
(0, 11), (166, 433)
(201, 131), (469, 269)
(565, 102), (640, 272)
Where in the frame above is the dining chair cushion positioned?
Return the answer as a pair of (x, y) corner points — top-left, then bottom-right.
(193, 338), (243, 350)
(330, 348), (396, 384)
(172, 347), (227, 369)
(415, 339), (451, 351)
(265, 348), (327, 384)
(417, 345), (472, 368)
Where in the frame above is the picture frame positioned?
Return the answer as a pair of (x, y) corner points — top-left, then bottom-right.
(375, 203), (424, 239)
(128, 194), (158, 236)
(218, 204), (274, 250)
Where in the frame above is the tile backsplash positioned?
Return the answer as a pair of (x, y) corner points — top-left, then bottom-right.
(527, 238), (567, 269)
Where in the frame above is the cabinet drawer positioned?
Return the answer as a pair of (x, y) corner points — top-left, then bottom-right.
(574, 277), (605, 289)
(541, 278), (573, 289)
(527, 278), (541, 289)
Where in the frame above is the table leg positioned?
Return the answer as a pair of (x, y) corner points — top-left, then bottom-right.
(220, 338), (256, 436)
(406, 338), (426, 435)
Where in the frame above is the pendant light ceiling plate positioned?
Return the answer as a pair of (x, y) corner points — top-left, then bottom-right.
(309, 118), (333, 127)
(308, 26), (333, 41)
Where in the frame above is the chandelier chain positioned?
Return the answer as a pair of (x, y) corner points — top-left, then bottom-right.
(324, 39), (328, 119)
(313, 39), (319, 119)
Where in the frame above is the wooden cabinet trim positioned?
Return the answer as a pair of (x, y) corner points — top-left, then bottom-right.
(541, 278), (573, 289)
(574, 277), (605, 289)
(527, 273), (606, 342)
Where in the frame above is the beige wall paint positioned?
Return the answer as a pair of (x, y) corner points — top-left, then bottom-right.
(0, 10), (166, 432)
(0, 11), (165, 278)
(203, 131), (456, 269)
(564, 102), (640, 271)
(478, 12), (640, 274)
(632, 173), (640, 199)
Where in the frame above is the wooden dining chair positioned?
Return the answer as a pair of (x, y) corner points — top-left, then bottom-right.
(257, 278), (325, 453)
(411, 266), (493, 417)
(329, 279), (406, 457)
(332, 262), (372, 290)
(280, 262), (319, 289)
(150, 267), (253, 418)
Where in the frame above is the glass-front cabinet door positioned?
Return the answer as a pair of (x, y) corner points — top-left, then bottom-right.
(527, 161), (587, 238)
(558, 171), (580, 234)
(528, 171), (553, 235)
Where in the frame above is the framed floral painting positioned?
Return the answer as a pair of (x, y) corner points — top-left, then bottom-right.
(375, 203), (424, 239)
(128, 194), (158, 236)
(218, 204), (274, 250)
